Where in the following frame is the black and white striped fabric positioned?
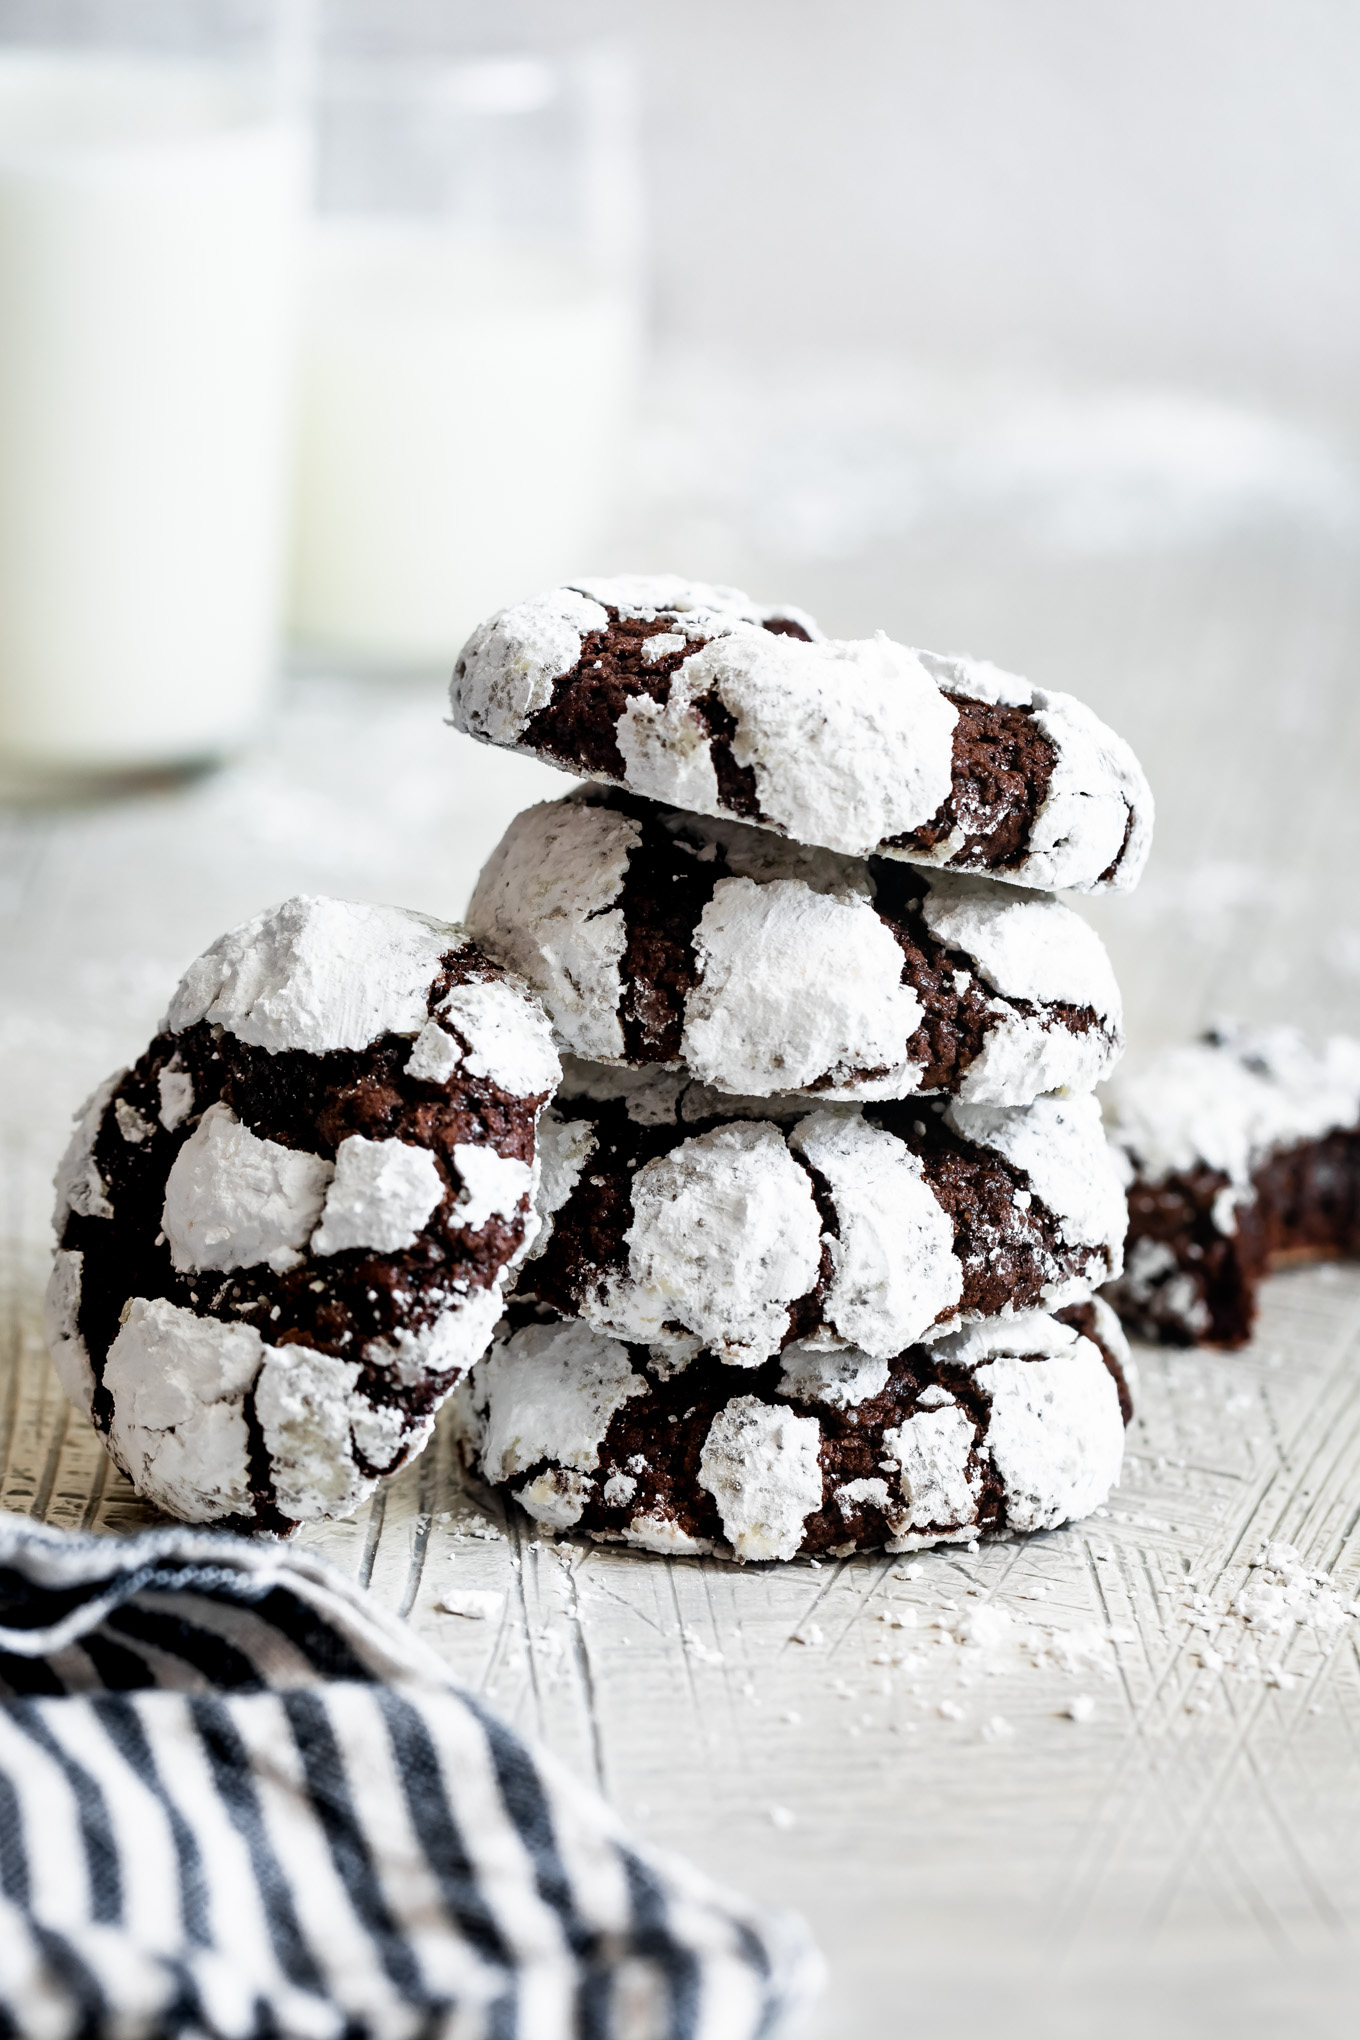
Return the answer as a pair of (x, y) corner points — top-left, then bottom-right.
(0, 1516), (819, 2040)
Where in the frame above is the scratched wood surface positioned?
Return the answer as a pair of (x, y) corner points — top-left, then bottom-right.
(3, 522), (1360, 2038)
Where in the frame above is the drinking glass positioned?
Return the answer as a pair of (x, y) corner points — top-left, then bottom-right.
(0, 0), (309, 786)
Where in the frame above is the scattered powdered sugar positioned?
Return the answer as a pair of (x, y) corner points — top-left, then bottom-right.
(167, 895), (463, 1055)
(1232, 1542), (1359, 1637)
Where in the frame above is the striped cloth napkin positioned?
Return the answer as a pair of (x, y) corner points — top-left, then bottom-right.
(0, 1515), (820, 2039)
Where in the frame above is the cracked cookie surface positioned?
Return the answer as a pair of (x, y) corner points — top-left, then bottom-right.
(47, 895), (559, 1531)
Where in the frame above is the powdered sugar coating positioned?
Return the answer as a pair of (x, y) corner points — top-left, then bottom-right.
(686, 878), (922, 1098)
(948, 1092), (1128, 1262)
(918, 871), (1119, 1018)
(789, 1113), (960, 1354)
(617, 1123), (824, 1365)
(662, 629), (959, 855)
(167, 895), (464, 1054)
(472, 1320), (647, 1483)
(466, 797), (640, 1062)
(1105, 1025), (1360, 1188)
(161, 1103), (332, 1274)
(881, 1404), (980, 1538)
(451, 581), (1151, 892)
(311, 1136), (445, 1256)
(449, 1146), (534, 1234)
(450, 585), (608, 746)
(469, 793), (1124, 1105)
(52, 1073), (121, 1229)
(975, 1343), (1126, 1534)
(436, 978), (560, 1100)
(777, 1343), (891, 1411)
(697, 1397), (825, 1562)
(44, 1248), (92, 1417)
(104, 1298), (261, 1522)
(254, 1343), (372, 1523)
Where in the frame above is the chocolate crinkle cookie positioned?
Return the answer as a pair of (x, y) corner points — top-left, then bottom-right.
(468, 786), (1124, 1104)
(453, 1299), (1131, 1561)
(46, 896), (560, 1532)
(1104, 1024), (1360, 1348)
(514, 1061), (1127, 1372)
(449, 574), (1152, 895)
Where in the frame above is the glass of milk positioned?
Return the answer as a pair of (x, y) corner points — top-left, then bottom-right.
(0, 1), (309, 788)
(288, 45), (642, 670)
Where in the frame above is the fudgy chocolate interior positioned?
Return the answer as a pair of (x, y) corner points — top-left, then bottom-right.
(490, 1299), (1131, 1557)
(61, 950), (545, 1532)
(588, 787), (1103, 1083)
(1116, 1129), (1360, 1347)
(514, 606), (1147, 880)
(523, 1089), (1096, 1349)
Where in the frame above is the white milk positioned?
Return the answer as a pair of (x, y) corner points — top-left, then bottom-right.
(0, 55), (305, 775)
(288, 226), (638, 666)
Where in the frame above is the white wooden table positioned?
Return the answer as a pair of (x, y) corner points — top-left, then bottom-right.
(3, 521), (1360, 2038)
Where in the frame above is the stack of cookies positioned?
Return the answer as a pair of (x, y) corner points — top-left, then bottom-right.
(448, 575), (1155, 1562)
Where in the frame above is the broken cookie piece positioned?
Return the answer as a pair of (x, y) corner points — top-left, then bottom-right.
(46, 895), (559, 1530)
(1104, 1024), (1360, 1346)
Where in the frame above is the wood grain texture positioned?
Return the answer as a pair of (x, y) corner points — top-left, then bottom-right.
(3, 530), (1360, 2037)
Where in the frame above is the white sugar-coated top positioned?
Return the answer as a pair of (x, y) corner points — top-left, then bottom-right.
(697, 1395), (825, 1562)
(451, 582), (1153, 892)
(569, 574), (821, 637)
(470, 795), (1122, 1106)
(162, 1102), (333, 1275)
(167, 895), (463, 1055)
(949, 1091), (1128, 1259)
(312, 1135), (444, 1257)
(466, 799), (638, 1065)
(620, 1122), (824, 1365)
(654, 629), (959, 856)
(436, 977), (560, 1100)
(790, 1113), (960, 1354)
(476, 1321), (646, 1484)
(1104, 1024), (1360, 1187)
